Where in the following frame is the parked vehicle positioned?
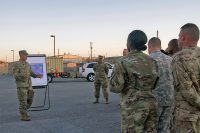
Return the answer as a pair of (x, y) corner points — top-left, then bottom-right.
(46, 57), (64, 83)
(79, 62), (114, 82)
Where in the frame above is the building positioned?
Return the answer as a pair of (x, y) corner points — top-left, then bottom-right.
(58, 53), (83, 77)
(0, 60), (8, 74)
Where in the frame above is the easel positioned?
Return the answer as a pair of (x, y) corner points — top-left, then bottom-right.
(28, 85), (50, 111)
(27, 54), (50, 111)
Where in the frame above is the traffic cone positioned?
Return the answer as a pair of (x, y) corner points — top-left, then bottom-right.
(55, 67), (59, 77)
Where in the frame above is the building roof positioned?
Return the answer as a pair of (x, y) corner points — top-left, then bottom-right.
(0, 60), (6, 64)
(62, 53), (80, 59)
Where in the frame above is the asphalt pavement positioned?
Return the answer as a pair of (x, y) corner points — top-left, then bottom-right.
(0, 75), (121, 133)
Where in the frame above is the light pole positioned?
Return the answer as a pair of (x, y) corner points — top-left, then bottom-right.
(50, 35), (55, 57)
(90, 42), (93, 61)
(11, 50), (14, 62)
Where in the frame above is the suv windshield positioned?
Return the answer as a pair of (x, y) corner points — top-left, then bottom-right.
(87, 63), (95, 68)
(87, 62), (112, 69)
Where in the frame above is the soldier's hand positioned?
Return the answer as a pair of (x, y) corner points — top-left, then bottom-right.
(36, 74), (43, 78)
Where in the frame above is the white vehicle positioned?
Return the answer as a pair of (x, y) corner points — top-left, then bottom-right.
(79, 62), (114, 82)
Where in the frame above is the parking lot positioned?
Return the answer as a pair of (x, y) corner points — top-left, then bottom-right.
(0, 75), (120, 133)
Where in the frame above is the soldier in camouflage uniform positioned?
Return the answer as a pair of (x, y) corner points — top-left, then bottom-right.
(172, 23), (200, 133)
(13, 50), (42, 121)
(165, 39), (179, 56)
(148, 37), (174, 133)
(123, 48), (128, 57)
(93, 55), (109, 104)
(109, 30), (159, 133)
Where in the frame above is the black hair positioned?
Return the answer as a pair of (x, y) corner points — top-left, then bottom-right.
(127, 30), (147, 51)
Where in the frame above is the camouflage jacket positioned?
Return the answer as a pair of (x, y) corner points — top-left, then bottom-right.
(13, 61), (37, 88)
(150, 51), (174, 106)
(93, 62), (109, 79)
(172, 46), (200, 121)
(109, 49), (159, 104)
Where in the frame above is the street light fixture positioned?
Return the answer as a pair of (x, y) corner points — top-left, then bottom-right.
(50, 35), (55, 57)
(11, 50), (14, 62)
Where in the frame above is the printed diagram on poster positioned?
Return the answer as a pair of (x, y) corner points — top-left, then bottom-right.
(30, 63), (43, 75)
(27, 55), (47, 87)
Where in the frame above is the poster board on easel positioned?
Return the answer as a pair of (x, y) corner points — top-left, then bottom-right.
(26, 54), (50, 111)
(27, 54), (47, 87)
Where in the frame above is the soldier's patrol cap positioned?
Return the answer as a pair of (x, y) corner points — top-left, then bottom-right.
(98, 55), (103, 59)
(19, 50), (28, 55)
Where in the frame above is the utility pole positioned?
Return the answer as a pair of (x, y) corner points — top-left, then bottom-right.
(90, 42), (93, 61)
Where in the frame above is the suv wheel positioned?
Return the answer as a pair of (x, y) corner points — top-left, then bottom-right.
(87, 73), (95, 82)
(47, 74), (53, 83)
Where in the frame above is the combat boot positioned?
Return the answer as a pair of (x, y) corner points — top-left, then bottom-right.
(93, 98), (99, 104)
(26, 104), (31, 109)
(20, 112), (31, 121)
(105, 98), (109, 104)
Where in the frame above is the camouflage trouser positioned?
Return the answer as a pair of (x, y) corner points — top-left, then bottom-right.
(175, 120), (200, 133)
(94, 78), (108, 99)
(157, 106), (173, 133)
(170, 104), (175, 133)
(17, 87), (34, 114)
(121, 100), (158, 133)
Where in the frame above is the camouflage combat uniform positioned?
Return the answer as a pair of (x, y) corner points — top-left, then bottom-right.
(172, 46), (200, 133)
(93, 61), (109, 100)
(13, 61), (37, 115)
(150, 51), (174, 133)
(110, 49), (159, 133)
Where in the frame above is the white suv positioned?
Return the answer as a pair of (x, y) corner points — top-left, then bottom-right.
(79, 62), (114, 82)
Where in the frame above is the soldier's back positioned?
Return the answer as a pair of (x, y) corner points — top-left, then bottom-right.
(172, 47), (200, 118)
(150, 51), (174, 106)
(121, 50), (158, 93)
(120, 50), (158, 133)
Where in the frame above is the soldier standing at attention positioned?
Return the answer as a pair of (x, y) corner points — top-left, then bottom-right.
(172, 23), (200, 133)
(93, 55), (109, 104)
(148, 37), (174, 133)
(13, 50), (42, 121)
(109, 30), (159, 133)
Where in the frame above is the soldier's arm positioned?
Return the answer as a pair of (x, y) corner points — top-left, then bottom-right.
(28, 64), (42, 78)
(105, 64), (109, 75)
(172, 61), (200, 108)
(109, 63), (125, 93)
(30, 68), (37, 78)
(93, 64), (96, 72)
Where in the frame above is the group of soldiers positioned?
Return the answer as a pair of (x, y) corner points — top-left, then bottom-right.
(109, 23), (200, 133)
(12, 23), (200, 133)
(93, 23), (200, 133)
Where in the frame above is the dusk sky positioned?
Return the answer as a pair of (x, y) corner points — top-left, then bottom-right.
(0, 0), (200, 62)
